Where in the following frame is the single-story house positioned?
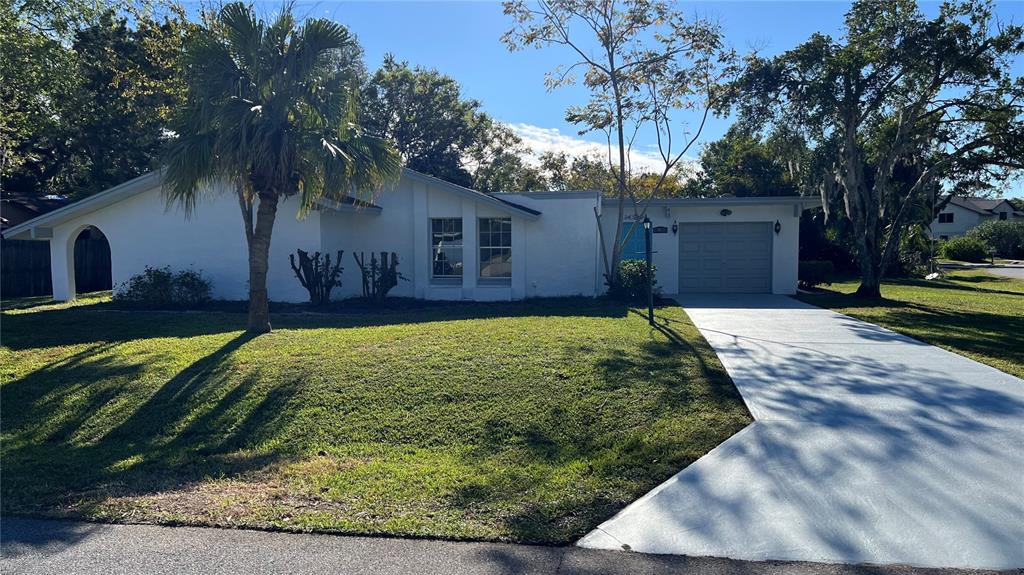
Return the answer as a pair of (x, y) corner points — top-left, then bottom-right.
(1, 169), (820, 302)
(930, 196), (1023, 240)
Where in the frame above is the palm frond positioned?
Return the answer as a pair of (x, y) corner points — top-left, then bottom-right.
(164, 1), (401, 219)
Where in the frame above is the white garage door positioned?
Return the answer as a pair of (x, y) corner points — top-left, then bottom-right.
(679, 222), (772, 293)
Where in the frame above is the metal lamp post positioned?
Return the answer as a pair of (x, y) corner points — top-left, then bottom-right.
(643, 216), (653, 326)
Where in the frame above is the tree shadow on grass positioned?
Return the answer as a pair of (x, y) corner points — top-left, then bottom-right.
(800, 290), (1024, 375)
(3, 299), (740, 546)
(450, 306), (751, 544)
(2, 297), (630, 351)
(1, 332), (305, 520)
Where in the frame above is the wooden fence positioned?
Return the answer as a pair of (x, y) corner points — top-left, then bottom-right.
(1, 240), (52, 297)
(1, 236), (111, 298)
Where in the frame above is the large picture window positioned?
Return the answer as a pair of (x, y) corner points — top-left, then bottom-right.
(479, 217), (512, 278)
(431, 218), (463, 278)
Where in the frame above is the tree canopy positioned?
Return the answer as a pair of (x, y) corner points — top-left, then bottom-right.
(1, 0), (192, 198)
(730, 0), (1024, 296)
(680, 127), (803, 198)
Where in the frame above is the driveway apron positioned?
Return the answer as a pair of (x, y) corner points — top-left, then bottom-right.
(578, 295), (1024, 570)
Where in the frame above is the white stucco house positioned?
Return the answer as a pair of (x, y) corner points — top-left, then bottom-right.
(2, 168), (820, 302)
(929, 196), (1023, 240)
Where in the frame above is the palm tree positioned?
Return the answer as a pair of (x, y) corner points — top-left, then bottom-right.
(163, 3), (400, 334)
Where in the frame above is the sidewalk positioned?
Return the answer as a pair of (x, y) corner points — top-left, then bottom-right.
(1, 517), (1008, 575)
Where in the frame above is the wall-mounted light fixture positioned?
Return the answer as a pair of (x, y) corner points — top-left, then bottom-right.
(671, 221), (678, 235)
(774, 220), (782, 235)
(720, 208), (732, 217)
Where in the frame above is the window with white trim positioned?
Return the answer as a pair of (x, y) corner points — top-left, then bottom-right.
(431, 218), (463, 279)
(938, 212), (954, 224)
(479, 217), (512, 278)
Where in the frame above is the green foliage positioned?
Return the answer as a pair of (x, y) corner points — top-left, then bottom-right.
(890, 227), (934, 277)
(1, 1), (192, 198)
(681, 126), (802, 198)
(466, 119), (545, 193)
(361, 56), (538, 192)
(361, 55), (484, 187)
(502, 0), (738, 284)
(967, 220), (1024, 258)
(536, 151), (615, 193)
(798, 260), (835, 289)
(608, 259), (658, 302)
(165, 3), (400, 215)
(0, 298), (749, 543)
(113, 266), (211, 308)
(940, 236), (992, 263)
(730, 0), (1024, 296)
(797, 270), (1024, 378)
(799, 211), (858, 271)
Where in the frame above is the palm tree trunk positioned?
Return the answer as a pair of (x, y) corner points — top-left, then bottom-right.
(247, 192), (279, 334)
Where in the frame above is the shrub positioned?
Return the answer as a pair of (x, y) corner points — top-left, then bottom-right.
(608, 259), (658, 301)
(114, 266), (212, 309)
(798, 260), (835, 289)
(353, 251), (406, 305)
(290, 249), (344, 305)
(967, 220), (1024, 258)
(940, 236), (991, 263)
(889, 228), (933, 278)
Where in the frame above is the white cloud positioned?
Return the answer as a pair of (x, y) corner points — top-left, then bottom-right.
(505, 122), (695, 175)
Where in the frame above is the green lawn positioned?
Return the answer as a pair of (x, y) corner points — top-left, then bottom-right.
(0, 296), (750, 544)
(798, 270), (1024, 378)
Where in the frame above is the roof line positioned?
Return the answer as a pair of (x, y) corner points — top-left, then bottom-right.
(600, 196), (822, 207)
(1, 168), (543, 241)
(400, 168), (541, 218)
(2, 171), (163, 239)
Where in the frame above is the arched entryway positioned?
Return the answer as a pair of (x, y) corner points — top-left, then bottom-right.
(73, 226), (112, 294)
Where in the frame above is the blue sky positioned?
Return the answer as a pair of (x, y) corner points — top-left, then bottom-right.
(183, 1), (1024, 196)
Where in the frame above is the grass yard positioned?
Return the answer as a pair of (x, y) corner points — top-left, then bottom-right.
(798, 270), (1024, 379)
(0, 296), (750, 544)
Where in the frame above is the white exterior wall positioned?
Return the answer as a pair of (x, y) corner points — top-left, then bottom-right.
(49, 181), (321, 302)
(28, 170), (811, 303)
(320, 181), (600, 301)
(929, 204), (984, 239)
(493, 193), (602, 298)
(599, 202), (802, 295)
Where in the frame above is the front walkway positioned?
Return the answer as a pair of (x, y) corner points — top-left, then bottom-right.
(578, 295), (1024, 570)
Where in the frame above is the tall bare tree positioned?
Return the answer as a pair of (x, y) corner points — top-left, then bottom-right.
(502, 0), (737, 287)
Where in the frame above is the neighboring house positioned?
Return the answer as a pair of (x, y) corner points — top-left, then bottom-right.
(1, 169), (819, 301)
(1, 193), (68, 232)
(929, 196), (1024, 240)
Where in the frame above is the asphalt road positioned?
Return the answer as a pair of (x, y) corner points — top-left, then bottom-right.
(0, 517), (1014, 575)
(984, 266), (1024, 280)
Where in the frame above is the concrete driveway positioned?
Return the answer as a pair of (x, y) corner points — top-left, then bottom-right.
(578, 295), (1024, 570)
